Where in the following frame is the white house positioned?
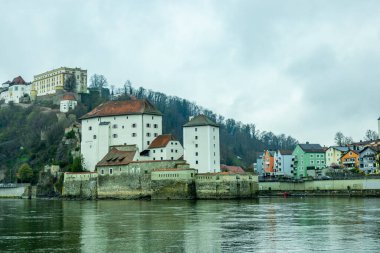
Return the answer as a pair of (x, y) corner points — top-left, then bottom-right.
(146, 134), (184, 161)
(273, 150), (293, 177)
(0, 76), (31, 104)
(60, 93), (78, 112)
(80, 99), (163, 171)
(183, 115), (220, 173)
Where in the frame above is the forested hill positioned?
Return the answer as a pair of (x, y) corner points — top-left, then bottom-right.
(115, 85), (298, 168)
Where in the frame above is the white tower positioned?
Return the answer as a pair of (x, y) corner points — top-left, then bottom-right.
(183, 115), (220, 173)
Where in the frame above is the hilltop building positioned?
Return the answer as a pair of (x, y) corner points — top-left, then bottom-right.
(0, 76), (31, 103)
(183, 115), (220, 173)
(292, 143), (326, 178)
(273, 150), (293, 177)
(60, 93), (78, 112)
(31, 67), (87, 97)
(80, 99), (163, 171)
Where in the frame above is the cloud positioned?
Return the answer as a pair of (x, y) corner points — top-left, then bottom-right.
(0, 0), (379, 146)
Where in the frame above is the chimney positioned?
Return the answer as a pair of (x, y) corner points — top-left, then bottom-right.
(306, 141), (309, 144)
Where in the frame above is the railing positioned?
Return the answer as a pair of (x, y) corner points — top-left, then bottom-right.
(0, 183), (29, 188)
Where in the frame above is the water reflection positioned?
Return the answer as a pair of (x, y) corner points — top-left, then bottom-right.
(0, 198), (380, 252)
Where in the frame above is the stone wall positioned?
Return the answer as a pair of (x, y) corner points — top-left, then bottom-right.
(97, 173), (151, 199)
(259, 178), (380, 196)
(151, 180), (196, 200)
(97, 160), (190, 199)
(195, 174), (258, 199)
(62, 172), (98, 199)
(0, 184), (30, 198)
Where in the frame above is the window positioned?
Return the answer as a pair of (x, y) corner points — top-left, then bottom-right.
(175, 150), (178, 153)
(122, 126), (124, 129)
(316, 154), (319, 158)
(147, 141), (150, 145)
(161, 157), (163, 160)
(154, 124), (158, 128)
(146, 133), (151, 137)
(310, 160), (314, 164)
(109, 168), (113, 175)
(195, 144), (198, 148)
(146, 123), (151, 128)
(195, 136), (198, 140)
(154, 133), (158, 137)
(88, 126), (92, 130)
(171, 149), (173, 153)
(161, 149), (163, 153)
(195, 152), (198, 156)
(113, 134), (118, 138)
(310, 154), (314, 158)
(153, 157), (156, 160)
(132, 133), (137, 137)
(196, 160), (198, 164)
(317, 160), (320, 164)
(93, 135), (97, 139)
(101, 169), (104, 175)
(171, 157), (174, 160)
(113, 124), (117, 129)
(132, 123), (137, 128)
(153, 150), (156, 153)
(195, 128), (197, 132)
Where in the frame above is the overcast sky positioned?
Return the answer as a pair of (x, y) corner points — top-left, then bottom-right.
(1, 0), (379, 146)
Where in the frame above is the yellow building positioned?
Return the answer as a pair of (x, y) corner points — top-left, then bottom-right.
(32, 67), (87, 97)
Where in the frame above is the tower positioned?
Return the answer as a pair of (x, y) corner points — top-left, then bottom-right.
(183, 115), (220, 173)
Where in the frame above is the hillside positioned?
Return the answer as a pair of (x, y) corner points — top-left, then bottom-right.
(0, 86), (297, 183)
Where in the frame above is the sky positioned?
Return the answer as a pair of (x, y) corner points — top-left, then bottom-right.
(0, 0), (379, 146)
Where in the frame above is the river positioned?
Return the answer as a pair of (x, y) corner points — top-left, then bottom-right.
(0, 198), (379, 252)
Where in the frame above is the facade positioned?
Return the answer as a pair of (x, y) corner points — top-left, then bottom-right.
(378, 117), (380, 139)
(340, 150), (360, 169)
(359, 147), (378, 174)
(32, 67), (87, 96)
(255, 153), (264, 176)
(325, 146), (349, 167)
(80, 99), (163, 171)
(0, 76), (31, 104)
(273, 150), (293, 177)
(292, 143), (326, 178)
(183, 115), (220, 173)
(60, 93), (78, 112)
(263, 150), (275, 176)
(147, 134), (184, 161)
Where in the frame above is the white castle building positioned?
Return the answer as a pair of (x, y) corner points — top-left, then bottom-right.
(183, 115), (220, 173)
(80, 99), (164, 171)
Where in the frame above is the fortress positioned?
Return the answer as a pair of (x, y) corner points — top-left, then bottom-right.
(63, 99), (258, 199)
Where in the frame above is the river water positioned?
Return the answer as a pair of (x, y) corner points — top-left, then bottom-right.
(0, 198), (379, 252)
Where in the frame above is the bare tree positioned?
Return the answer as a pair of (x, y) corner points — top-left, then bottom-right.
(364, 129), (378, 141)
(90, 74), (108, 89)
(334, 132), (345, 146)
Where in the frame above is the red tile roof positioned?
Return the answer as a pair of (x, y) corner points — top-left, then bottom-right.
(62, 93), (76, 101)
(11, 76), (26, 85)
(220, 164), (245, 174)
(80, 99), (162, 120)
(96, 147), (136, 167)
(148, 134), (177, 149)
